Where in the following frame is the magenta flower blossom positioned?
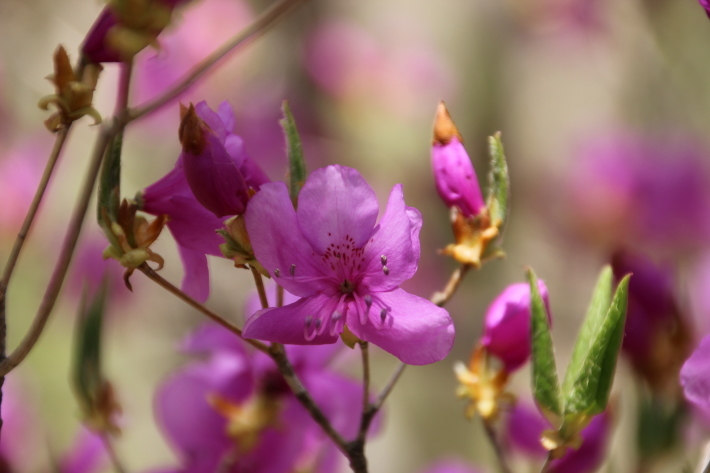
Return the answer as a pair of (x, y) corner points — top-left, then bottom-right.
(700, 0), (710, 18)
(152, 323), (364, 473)
(58, 428), (108, 473)
(504, 403), (612, 473)
(481, 281), (550, 372)
(180, 101), (270, 218)
(81, 0), (191, 64)
(242, 165), (454, 365)
(431, 104), (485, 218)
(141, 101), (269, 301)
(141, 155), (225, 302)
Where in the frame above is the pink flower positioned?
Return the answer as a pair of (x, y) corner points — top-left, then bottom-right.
(504, 403), (612, 473)
(243, 165), (455, 365)
(152, 323), (364, 473)
(140, 101), (269, 301)
(481, 281), (550, 372)
(179, 101), (269, 218)
(700, 0), (710, 18)
(58, 428), (108, 473)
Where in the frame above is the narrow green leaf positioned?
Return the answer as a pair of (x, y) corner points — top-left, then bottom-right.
(72, 281), (108, 409)
(564, 275), (630, 416)
(98, 132), (122, 225)
(280, 101), (306, 207)
(486, 132), (510, 228)
(562, 266), (613, 398)
(527, 267), (562, 426)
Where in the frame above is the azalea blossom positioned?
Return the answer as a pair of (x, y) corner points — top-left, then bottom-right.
(140, 100), (269, 301)
(242, 165), (454, 365)
(151, 322), (364, 473)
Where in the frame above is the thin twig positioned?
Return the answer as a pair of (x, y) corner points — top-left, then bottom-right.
(1, 126), (72, 287)
(0, 126), (112, 377)
(250, 266), (269, 309)
(127, 0), (307, 122)
(372, 362), (406, 411)
(540, 454), (553, 473)
(99, 432), (128, 473)
(138, 264), (268, 353)
(482, 420), (512, 473)
(432, 263), (472, 307)
(267, 343), (349, 453)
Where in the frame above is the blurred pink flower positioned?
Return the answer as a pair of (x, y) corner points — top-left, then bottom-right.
(565, 131), (710, 252)
(66, 235), (130, 307)
(482, 280), (550, 372)
(305, 20), (456, 116)
(152, 323), (365, 473)
(504, 403), (612, 473)
(58, 428), (108, 473)
(0, 137), (49, 234)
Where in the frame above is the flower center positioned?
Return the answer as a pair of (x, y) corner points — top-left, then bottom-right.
(340, 278), (355, 294)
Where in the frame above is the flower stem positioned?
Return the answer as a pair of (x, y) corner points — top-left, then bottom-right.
(432, 263), (471, 307)
(128, 0), (307, 122)
(0, 126), (72, 289)
(138, 264), (268, 353)
(359, 341), (370, 415)
(250, 265), (269, 309)
(482, 419), (512, 473)
(267, 343), (349, 452)
(276, 284), (284, 308)
(540, 453), (553, 473)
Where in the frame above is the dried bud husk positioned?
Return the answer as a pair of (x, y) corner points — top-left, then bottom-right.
(101, 199), (168, 290)
(218, 215), (268, 277)
(440, 207), (503, 268)
(38, 46), (102, 132)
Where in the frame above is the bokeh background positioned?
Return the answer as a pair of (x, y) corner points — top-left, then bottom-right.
(1, 0), (709, 471)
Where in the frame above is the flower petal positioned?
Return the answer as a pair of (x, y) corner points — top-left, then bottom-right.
(245, 181), (331, 297)
(347, 288), (454, 365)
(296, 165), (379, 253)
(361, 184), (422, 290)
(195, 101), (227, 142)
(681, 334), (710, 411)
(243, 294), (340, 345)
(182, 323), (249, 357)
(177, 246), (210, 303)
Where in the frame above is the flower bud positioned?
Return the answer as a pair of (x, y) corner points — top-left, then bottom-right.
(179, 101), (269, 218)
(481, 280), (550, 372)
(611, 250), (692, 392)
(431, 102), (485, 218)
(81, 0), (190, 64)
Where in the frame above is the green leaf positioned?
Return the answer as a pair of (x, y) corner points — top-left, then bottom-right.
(563, 275), (630, 416)
(72, 281), (108, 410)
(561, 266), (613, 398)
(486, 132), (510, 228)
(280, 101), (306, 207)
(98, 132), (122, 225)
(527, 267), (562, 426)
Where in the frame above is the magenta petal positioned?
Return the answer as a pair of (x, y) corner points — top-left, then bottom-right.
(348, 288), (454, 365)
(361, 184), (422, 290)
(296, 165), (379, 252)
(194, 101), (228, 142)
(245, 182), (330, 297)
(681, 334), (710, 410)
(504, 403), (548, 458)
(217, 101), (236, 133)
(59, 428), (107, 473)
(303, 371), (365, 439)
(431, 138), (485, 217)
(243, 294), (340, 345)
(182, 323), (249, 357)
(177, 246), (210, 303)
(481, 281), (550, 372)
(549, 411), (611, 473)
(81, 8), (122, 63)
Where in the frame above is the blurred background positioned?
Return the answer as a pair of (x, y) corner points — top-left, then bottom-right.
(1, 0), (710, 471)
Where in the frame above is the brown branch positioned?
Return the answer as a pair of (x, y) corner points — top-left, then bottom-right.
(138, 264), (268, 353)
(250, 266), (269, 309)
(127, 0), (307, 122)
(0, 126), (112, 376)
(483, 419), (512, 473)
(267, 343), (349, 452)
(1, 126), (72, 288)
